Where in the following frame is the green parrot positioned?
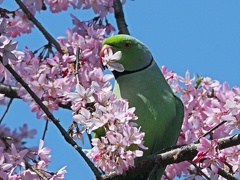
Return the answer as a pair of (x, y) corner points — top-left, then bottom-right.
(99, 35), (184, 179)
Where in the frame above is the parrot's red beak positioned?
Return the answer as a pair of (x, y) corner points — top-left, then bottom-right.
(99, 44), (114, 64)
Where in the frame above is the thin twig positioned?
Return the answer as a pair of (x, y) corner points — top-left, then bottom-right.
(88, 133), (93, 148)
(0, 98), (13, 124)
(14, 0), (63, 54)
(75, 47), (94, 148)
(113, 0), (130, 35)
(42, 120), (49, 140)
(189, 161), (210, 180)
(190, 161), (237, 180)
(200, 121), (227, 140)
(218, 168), (238, 180)
(75, 47), (80, 84)
(0, 57), (102, 180)
(147, 164), (158, 180)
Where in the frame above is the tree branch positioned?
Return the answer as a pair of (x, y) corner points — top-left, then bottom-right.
(0, 83), (20, 99)
(0, 57), (102, 180)
(218, 168), (238, 180)
(0, 98), (13, 124)
(101, 134), (240, 180)
(218, 133), (240, 149)
(15, 0), (63, 54)
(113, 0), (130, 35)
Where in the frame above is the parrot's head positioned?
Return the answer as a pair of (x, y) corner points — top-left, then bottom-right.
(100, 35), (153, 72)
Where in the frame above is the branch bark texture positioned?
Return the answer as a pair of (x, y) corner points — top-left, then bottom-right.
(113, 0), (130, 35)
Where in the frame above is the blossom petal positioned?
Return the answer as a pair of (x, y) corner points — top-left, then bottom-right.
(108, 62), (124, 72)
(111, 51), (122, 61)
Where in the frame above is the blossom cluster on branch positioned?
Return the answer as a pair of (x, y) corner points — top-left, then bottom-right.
(162, 67), (240, 179)
(0, 0), (240, 180)
(0, 124), (66, 179)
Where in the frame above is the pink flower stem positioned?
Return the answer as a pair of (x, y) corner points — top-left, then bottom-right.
(199, 121), (227, 141)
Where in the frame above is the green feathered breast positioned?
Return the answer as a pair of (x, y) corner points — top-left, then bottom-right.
(113, 63), (183, 158)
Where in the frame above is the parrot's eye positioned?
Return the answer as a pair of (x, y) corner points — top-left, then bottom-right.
(123, 42), (131, 49)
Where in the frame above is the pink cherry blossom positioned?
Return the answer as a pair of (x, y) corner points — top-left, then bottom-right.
(0, 18), (12, 37)
(67, 83), (95, 110)
(23, 0), (43, 11)
(197, 137), (218, 157)
(69, 0), (84, 9)
(99, 0), (114, 18)
(0, 152), (12, 179)
(101, 48), (124, 72)
(45, 0), (68, 13)
(20, 169), (39, 179)
(202, 157), (224, 174)
(19, 124), (37, 139)
(6, 143), (29, 166)
(8, 8), (35, 37)
(105, 22), (116, 35)
(50, 166), (67, 180)
(0, 40), (18, 65)
(38, 140), (51, 161)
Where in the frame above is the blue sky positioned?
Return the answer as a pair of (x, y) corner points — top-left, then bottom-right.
(1, 0), (240, 179)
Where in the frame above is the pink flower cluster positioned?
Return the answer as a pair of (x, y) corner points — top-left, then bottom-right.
(0, 4), (35, 38)
(161, 67), (240, 179)
(0, 0), (116, 37)
(0, 124), (66, 179)
(44, 0), (115, 16)
(85, 97), (146, 174)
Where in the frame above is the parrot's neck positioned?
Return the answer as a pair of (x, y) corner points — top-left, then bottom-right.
(113, 57), (155, 79)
